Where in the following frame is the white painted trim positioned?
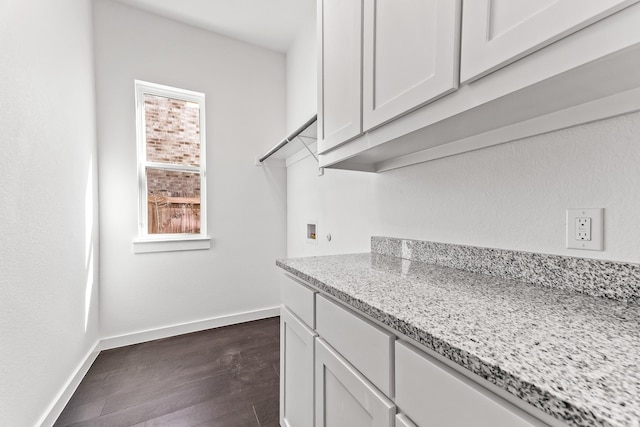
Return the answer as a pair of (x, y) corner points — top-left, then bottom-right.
(37, 341), (101, 427)
(99, 306), (281, 350)
(134, 80), (205, 100)
(132, 235), (211, 253)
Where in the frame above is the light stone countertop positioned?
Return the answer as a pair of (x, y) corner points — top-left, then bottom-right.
(276, 252), (640, 427)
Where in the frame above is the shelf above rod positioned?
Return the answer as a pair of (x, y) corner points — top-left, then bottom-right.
(258, 114), (317, 163)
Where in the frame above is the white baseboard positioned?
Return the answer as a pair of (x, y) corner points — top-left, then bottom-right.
(38, 307), (281, 426)
(38, 341), (101, 427)
(98, 306), (281, 351)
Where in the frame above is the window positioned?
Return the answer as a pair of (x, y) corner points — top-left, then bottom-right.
(133, 80), (209, 253)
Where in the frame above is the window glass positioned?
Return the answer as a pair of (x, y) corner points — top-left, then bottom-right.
(135, 81), (207, 239)
(144, 94), (201, 167)
(146, 169), (201, 234)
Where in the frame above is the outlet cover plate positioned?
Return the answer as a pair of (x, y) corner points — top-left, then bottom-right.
(566, 208), (603, 251)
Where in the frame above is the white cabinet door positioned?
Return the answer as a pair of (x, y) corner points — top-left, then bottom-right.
(395, 341), (546, 427)
(318, 0), (363, 154)
(316, 338), (395, 427)
(280, 306), (317, 427)
(395, 414), (418, 427)
(362, 0), (460, 131)
(460, 0), (639, 83)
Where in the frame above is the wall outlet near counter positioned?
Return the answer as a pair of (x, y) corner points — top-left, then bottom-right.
(566, 208), (603, 251)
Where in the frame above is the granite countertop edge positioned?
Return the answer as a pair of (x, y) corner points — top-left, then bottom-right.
(275, 258), (615, 427)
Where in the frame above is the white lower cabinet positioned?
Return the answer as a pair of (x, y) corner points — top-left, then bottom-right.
(395, 341), (546, 427)
(280, 307), (317, 427)
(280, 276), (561, 427)
(315, 338), (395, 427)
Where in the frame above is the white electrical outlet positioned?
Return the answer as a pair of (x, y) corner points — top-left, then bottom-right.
(575, 217), (591, 241)
(566, 208), (603, 251)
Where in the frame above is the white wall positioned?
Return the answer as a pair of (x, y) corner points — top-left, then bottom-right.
(287, 157), (376, 257)
(375, 112), (640, 262)
(93, 0), (287, 338)
(0, 0), (100, 425)
(285, 24), (640, 264)
(286, 10), (317, 133)
(288, 112), (640, 263)
(285, 8), (377, 257)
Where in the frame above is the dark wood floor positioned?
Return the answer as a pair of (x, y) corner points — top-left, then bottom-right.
(54, 317), (280, 427)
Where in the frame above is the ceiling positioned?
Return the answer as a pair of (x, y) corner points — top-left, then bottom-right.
(114, 0), (316, 53)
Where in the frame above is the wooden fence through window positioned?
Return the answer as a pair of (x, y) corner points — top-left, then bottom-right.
(148, 195), (201, 234)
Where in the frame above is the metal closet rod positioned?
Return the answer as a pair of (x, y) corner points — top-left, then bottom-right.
(259, 114), (317, 163)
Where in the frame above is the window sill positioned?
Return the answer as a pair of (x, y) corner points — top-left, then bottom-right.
(133, 236), (211, 254)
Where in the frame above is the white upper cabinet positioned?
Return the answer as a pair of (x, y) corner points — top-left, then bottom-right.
(317, 0), (640, 171)
(318, 0), (363, 153)
(460, 0), (638, 83)
(363, 0), (461, 131)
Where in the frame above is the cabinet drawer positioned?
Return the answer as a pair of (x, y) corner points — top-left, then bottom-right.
(281, 275), (316, 328)
(395, 341), (546, 427)
(316, 295), (394, 396)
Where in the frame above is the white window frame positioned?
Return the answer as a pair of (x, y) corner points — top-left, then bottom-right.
(132, 80), (210, 253)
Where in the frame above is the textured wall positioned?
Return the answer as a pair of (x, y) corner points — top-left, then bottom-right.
(94, 0), (287, 338)
(285, 17), (640, 264)
(374, 112), (640, 262)
(286, 12), (375, 257)
(287, 111), (640, 263)
(0, 0), (100, 425)
(286, 9), (317, 133)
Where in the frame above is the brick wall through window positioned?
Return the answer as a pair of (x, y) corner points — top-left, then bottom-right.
(145, 94), (201, 198)
(143, 93), (202, 234)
